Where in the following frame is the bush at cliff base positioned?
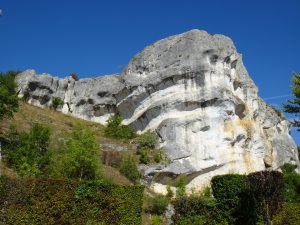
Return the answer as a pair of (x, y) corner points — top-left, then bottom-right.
(272, 203), (300, 225)
(0, 176), (144, 225)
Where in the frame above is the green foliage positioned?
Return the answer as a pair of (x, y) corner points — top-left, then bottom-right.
(281, 163), (300, 203)
(137, 131), (157, 149)
(211, 174), (247, 224)
(283, 73), (300, 129)
(172, 194), (228, 225)
(273, 203), (300, 225)
(176, 175), (186, 198)
(51, 96), (64, 110)
(120, 156), (140, 183)
(0, 71), (20, 120)
(0, 177), (144, 225)
(104, 114), (136, 139)
(3, 123), (51, 177)
(51, 124), (101, 180)
(151, 215), (164, 225)
(154, 150), (163, 163)
(139, 149), (150, 164)
(145, 194), (169, 215)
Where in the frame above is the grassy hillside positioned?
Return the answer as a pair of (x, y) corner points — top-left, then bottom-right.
(0, 101), (134, 185)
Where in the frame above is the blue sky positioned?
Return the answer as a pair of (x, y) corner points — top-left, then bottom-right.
(1, 0), (300, 143)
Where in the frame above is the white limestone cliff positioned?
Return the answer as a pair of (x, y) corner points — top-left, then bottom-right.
(16, 29), (299, 193)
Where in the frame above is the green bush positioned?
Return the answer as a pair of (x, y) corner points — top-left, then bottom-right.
(137, 131), (157, 149)
(139, 149), (150, 164)
(120, 156), (140, 183)
(0, 177), (144, 225)
(154, 150), (163, 163)
(172, 194), (227, 225)
(51, 96), (64, 110)
(3, 123), (51, 177)
(273, 203), (300, 225)
(145, 194), (169, 215)
(0, 70), (19, 120)
(176, 175), (186, 198)
(50, 124), (102, 180)
(281, 163), (300, 203)
(211, 174), (247, 224)
(104, 115), (136, 139)
(151, 215), (164, 225)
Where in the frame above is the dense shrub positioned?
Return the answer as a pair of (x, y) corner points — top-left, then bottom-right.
(3, 123), (51, 177)
(151, 215), (164, 225)
(154, 150), (163, 163)
(120, 156), (140, 183)
(137, 131), (157, 149)
(104, 115), (136, 139)
(50, 97), (64, 110)
(0, 177), (144, 225)
(281, 163), (300, 203)
(273, 203), (300, 225)
(172, 194), (227, 225)
(145, 194), (169, 215)
(139, 149), (150, 164)
(211, 174), (247, 224)
(176, 175), (186, 198)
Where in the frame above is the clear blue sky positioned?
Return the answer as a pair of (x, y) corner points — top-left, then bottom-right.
(1, 0), (300, 143)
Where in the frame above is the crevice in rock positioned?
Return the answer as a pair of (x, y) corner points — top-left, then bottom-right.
(235, 103), (246, 119)
(233, 80), (242, 90)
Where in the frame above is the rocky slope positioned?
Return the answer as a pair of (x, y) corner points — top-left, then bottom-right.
(16, 29), (299, 193)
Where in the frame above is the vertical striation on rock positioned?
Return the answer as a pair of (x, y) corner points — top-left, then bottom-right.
(16, 29), (299, 193)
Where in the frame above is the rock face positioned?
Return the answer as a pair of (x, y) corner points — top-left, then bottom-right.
(16, 29), (299, 193)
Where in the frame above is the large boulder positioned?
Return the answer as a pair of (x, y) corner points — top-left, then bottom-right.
(16, 29), (299, 193)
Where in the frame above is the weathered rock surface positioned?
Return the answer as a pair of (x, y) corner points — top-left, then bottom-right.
(16, 29), (299, 193)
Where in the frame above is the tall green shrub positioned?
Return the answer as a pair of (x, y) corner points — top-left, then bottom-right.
(104, 114), (136, 139)
(137, 131), (157, 149)
(211, 174), (247, 224)
(120, 156), (140, 183)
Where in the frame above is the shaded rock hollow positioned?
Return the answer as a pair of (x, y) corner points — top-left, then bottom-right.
(16, 29), (299, 193)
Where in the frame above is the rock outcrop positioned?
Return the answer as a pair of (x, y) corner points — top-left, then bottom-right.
(16, 29), (299, 193)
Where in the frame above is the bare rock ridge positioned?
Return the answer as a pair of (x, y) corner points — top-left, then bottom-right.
(16, 29), (299, 193)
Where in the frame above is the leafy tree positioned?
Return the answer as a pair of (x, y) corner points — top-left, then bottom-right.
(53, 124), (101, 180)
(283, 73), (300, 129)
(0, 71), (20, 120)
(3, 123), (51, 177)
